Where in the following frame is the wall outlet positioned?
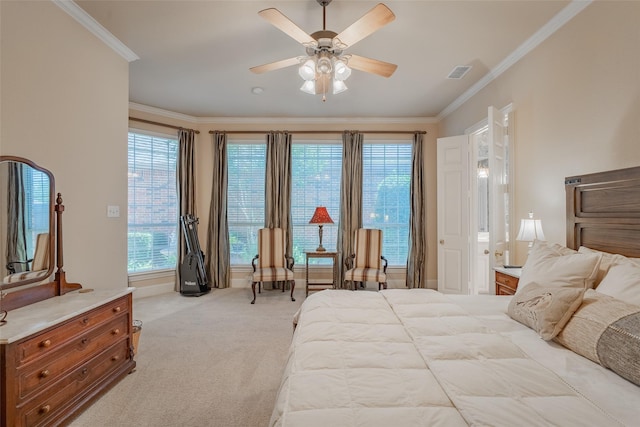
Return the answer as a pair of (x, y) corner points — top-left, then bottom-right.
(107, 205), (120, 218)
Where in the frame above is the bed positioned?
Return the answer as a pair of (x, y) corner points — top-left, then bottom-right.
(270, 166), (640, 427)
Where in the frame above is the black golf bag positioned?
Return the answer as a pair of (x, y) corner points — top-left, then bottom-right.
(179, 214), (210, 296)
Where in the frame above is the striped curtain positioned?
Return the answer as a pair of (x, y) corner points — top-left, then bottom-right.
(337, 131), (363, 288)
(406, 132), (427, 288)
(176, 129), (197, 291)
(264, 131), (292, 289)
(206, 132), (230, 288)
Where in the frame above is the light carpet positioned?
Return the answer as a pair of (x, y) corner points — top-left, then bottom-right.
(69, 287), (304, 427)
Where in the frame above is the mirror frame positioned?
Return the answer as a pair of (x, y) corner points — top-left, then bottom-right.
(0, 155), (55, 291)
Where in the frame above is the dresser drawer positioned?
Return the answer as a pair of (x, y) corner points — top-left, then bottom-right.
(18, 314), (129, 400)
(16, 296), (130, 365)
(17, 339), (131, 427)
(495, 271), (519, 295)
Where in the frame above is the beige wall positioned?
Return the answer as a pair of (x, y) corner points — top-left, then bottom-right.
(439, 1), (640, 265)
(1, 1), (130, 290)
(128, 109), (439, 288)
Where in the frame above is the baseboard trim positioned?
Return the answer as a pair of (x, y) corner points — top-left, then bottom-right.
(132, 282), (175, 299)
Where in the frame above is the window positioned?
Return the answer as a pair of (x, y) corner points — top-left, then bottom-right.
(24, 166), (49, 256)
(227, 143), (266, 264)
(291, 143), (342, 264)
(362, 143), (412, 265)
(127, 132), (178, 273)
(226, 139), (411, 267)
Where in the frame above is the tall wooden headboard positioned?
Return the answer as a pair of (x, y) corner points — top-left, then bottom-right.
(566, 166), (640, 257)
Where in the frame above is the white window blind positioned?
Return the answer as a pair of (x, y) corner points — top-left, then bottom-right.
(226, 140), (411, 267)
(291, 143), (342, 265)
(127, 132), (178, 273)
(227, 143), (266, 264)
(362, 143), (412, 265)
(24, 167), (49, 255)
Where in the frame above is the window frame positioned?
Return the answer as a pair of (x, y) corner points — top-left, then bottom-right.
(225, 137), (413, 268)
(127, 128), (180, 276)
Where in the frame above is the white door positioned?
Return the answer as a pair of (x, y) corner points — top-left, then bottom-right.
(437, 135), (469, 294)
(488, 106), (507, 284)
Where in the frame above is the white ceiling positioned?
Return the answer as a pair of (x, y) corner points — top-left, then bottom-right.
(73, 0), (573, 119)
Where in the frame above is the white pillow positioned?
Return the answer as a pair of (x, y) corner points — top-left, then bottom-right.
(596, 255), (640, 306)
(578, 246), (618, 287)
(517, 240), (601, 294)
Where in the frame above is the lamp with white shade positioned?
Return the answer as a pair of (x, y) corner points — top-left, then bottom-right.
(516, 212), (545, 249)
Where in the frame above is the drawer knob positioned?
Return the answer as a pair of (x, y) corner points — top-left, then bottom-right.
(81, 338), (89, 345)
(40, 339), (51, 348)
(39, 405), (51, 414)
(113, 306), (121, 313)
(82, 317), (89, 325)
(40, 369), (50, 378)
(112, 328), (120, 335)
(111, 355), (120, 362)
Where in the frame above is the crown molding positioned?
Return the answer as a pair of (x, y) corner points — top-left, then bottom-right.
(128, 102), (438, 125)
(53, 0), (139, 62)
(437, 0), (592, 120)
(129, 102), (200, 123)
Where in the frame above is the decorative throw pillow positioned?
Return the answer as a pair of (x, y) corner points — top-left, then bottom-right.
(596, 255), (640, 306)
(507, 283), (586, 340)
(555, 290), (640, 386)
(517, 241), (601, 294)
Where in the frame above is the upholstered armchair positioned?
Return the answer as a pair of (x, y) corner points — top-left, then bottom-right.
(250, 228), (295, 304)
(344, 228), (388, 290)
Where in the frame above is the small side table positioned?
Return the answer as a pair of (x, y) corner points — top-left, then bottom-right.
(305, 251), (339, 296)
(494, 267), (522, 295)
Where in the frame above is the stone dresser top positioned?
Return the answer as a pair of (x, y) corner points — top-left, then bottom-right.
(0, 287), (134, 344)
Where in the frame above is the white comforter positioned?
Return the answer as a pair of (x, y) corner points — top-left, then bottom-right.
(270, 289), (636, 426)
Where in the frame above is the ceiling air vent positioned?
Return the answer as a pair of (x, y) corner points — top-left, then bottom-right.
(447, 65), (472, 79)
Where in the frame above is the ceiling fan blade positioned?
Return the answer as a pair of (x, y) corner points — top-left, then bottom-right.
(258, 8), (316, 46)
(348, 54), (397, 78)
(250, 57), (302, 74)
(334, 3), (395, 49)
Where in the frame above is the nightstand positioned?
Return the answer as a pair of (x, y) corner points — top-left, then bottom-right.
(305, 251), (339, 296)
(494, 267), (522, 295)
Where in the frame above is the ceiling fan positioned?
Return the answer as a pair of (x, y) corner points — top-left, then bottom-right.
(250, 0), (397, 100)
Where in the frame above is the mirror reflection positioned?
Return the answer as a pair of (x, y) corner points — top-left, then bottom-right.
(0, 157), (54, 289)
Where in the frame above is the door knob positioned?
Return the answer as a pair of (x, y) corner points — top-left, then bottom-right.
(484, 249), (489, 255)
(494, 251), (503, 257)
(439, 239), (444, 245)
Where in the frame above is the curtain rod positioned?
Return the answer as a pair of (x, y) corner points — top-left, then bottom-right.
(129, 117), (200, 134)
(208, 130), (426, 135)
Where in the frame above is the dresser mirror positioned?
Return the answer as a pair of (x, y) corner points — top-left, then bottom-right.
(0, 155), (55, 291)
(0, 156), (80, 313)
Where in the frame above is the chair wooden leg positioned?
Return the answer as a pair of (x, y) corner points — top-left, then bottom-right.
(290, 280), (296, 302)
(251, 282), (257, 304)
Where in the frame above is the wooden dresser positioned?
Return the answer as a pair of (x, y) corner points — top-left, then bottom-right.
(494, 267), (522, 295)
(1, 288), (136, 427)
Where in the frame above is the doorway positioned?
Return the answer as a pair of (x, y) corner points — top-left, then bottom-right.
(437, 105), (514, 295)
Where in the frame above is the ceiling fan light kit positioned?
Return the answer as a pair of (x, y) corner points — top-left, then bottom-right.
(251, 0), (397, 102)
